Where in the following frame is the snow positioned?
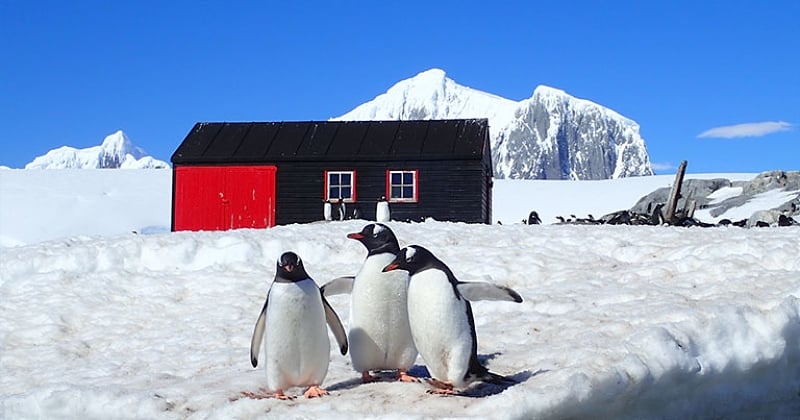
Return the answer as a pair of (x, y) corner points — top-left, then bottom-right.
(1, 170), (799, 419)
(333, 68), (520, 132)
(0, 170), (171, 247)
(335, 69), (654, 180)
(493, 173), (761, 225)
(695, 188), (800, 224)
(23, 130), (169, 170)
(532, 85), (638, 129)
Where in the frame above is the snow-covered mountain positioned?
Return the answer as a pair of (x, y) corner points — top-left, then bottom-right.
(334, 69), (653, 180)
(24, 130), (169, 169)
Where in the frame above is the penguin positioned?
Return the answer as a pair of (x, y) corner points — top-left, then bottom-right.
(330, 199), (342, 221)
(247, 252), (348, 400)
(339, 200), (347, 221)
(382, 245), (521, 394)
(376, 196), (391, 222)
(527, 210), (541, 225)
(323, 200), (333, 221)
(322, 223), (418, 383)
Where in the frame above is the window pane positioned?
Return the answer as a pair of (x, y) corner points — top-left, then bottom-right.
(391, 186), (401, 198)
(342, 187), (351, 198)
(403, 172), (413, 184)
(341, 173), (351, 184)
(329, 187), (337, 199)
(391, 172), (401, 184)
(402, 186), (413, 198)
(329, 173), (338, 185)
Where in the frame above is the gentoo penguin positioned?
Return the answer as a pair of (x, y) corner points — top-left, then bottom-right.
(376, 196), (391, 222)
(383, 245), (521, 394)
(527, 210), (541, 225)
(322, 223), (418, 383)
(339, 200), (347, 221)
(323, 200), (333, 221)
(247, 252), (348, 400)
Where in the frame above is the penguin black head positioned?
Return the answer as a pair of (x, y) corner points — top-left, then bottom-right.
(382, 245), (438, 276)
(347, 223), (400, 255)
(276, 251), (310, 282)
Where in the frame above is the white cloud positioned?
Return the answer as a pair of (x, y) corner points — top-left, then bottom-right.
(697, 121), (792, 139)
(650, 162), (674, 172)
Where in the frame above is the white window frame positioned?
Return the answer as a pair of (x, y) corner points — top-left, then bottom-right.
(387, 170), (418, 203)
(325, 170), (356, 202)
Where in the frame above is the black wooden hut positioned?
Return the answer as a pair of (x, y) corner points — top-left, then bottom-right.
(170, 119), (492, 231)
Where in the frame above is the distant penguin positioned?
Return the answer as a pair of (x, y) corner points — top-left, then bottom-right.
(527, 210), (541, 225)
(339, 200), (347, 221)
(376, 196), (390, 222)
(383, 245), (521, 394)
(322, 223), (418, 383)
(323, 200), (333, 221)
(330, 199), (342, 222)
(247, 252), (348, 400)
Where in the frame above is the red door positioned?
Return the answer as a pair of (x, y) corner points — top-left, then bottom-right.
(173, 166), (277, 231)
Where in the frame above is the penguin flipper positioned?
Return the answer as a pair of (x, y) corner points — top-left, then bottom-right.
(250, 298), (269, 368)
(320, 276), (355, 297)
(457, 282), (523, 303)
(321, 295), (348, 355)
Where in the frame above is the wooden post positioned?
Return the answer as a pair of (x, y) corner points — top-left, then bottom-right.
(687, 200), (697, 219)
(665, 160), (687, 224)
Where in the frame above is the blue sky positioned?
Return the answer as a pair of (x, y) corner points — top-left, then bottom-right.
(1, 1), (798, 174)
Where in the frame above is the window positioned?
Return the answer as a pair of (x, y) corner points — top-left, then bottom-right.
(325, 170), (356, 202)
(387, 170), (418, 203)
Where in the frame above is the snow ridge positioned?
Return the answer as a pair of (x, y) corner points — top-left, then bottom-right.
(24, 130), (169, 169)
(335, 68), (653, 180)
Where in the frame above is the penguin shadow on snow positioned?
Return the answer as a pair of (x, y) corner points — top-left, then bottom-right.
(327, 354), (543, 397)
(456, 352), (543, 398)
(408, 355), (541, 398)
(326, 368), (419, 392)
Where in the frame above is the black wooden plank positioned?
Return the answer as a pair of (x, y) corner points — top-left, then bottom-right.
(266, 122), (311, 157)
(328, 123), (368, 156)
(171, 123), (223, 164)
(297, 122), (339, 157)
(422, 120), (459, 155)
(454, 120), (487, 157)
(237, 123), (281, 160)
(203, 123), (251, 160)
(390, 120), (427, 156)
(359, 121), (400, 156)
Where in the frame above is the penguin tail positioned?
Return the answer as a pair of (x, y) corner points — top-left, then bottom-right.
(482, 370), (517, 386)
(467, 363), (517, 386)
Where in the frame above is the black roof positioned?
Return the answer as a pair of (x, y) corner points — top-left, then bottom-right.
(171, 119), (490, 164)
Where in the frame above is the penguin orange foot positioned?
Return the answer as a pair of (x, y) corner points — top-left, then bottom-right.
(397, 370), (419, 382)
(303, 386), (329, 398)
(425, 378), (455, 395)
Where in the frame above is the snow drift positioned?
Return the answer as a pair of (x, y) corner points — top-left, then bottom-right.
(1, 170), (799, 418)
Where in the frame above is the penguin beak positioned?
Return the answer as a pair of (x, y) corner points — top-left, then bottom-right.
(382, 263), (399, 272)
(347, 232), (364, 240)
(283, 264), (295, 272)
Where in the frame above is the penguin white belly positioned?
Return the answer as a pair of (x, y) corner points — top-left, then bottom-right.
(264, 280), (330, 391)
(376, 201), (390, 222)
(349, 253), (417, 372)
(407, 270), (473, 387)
